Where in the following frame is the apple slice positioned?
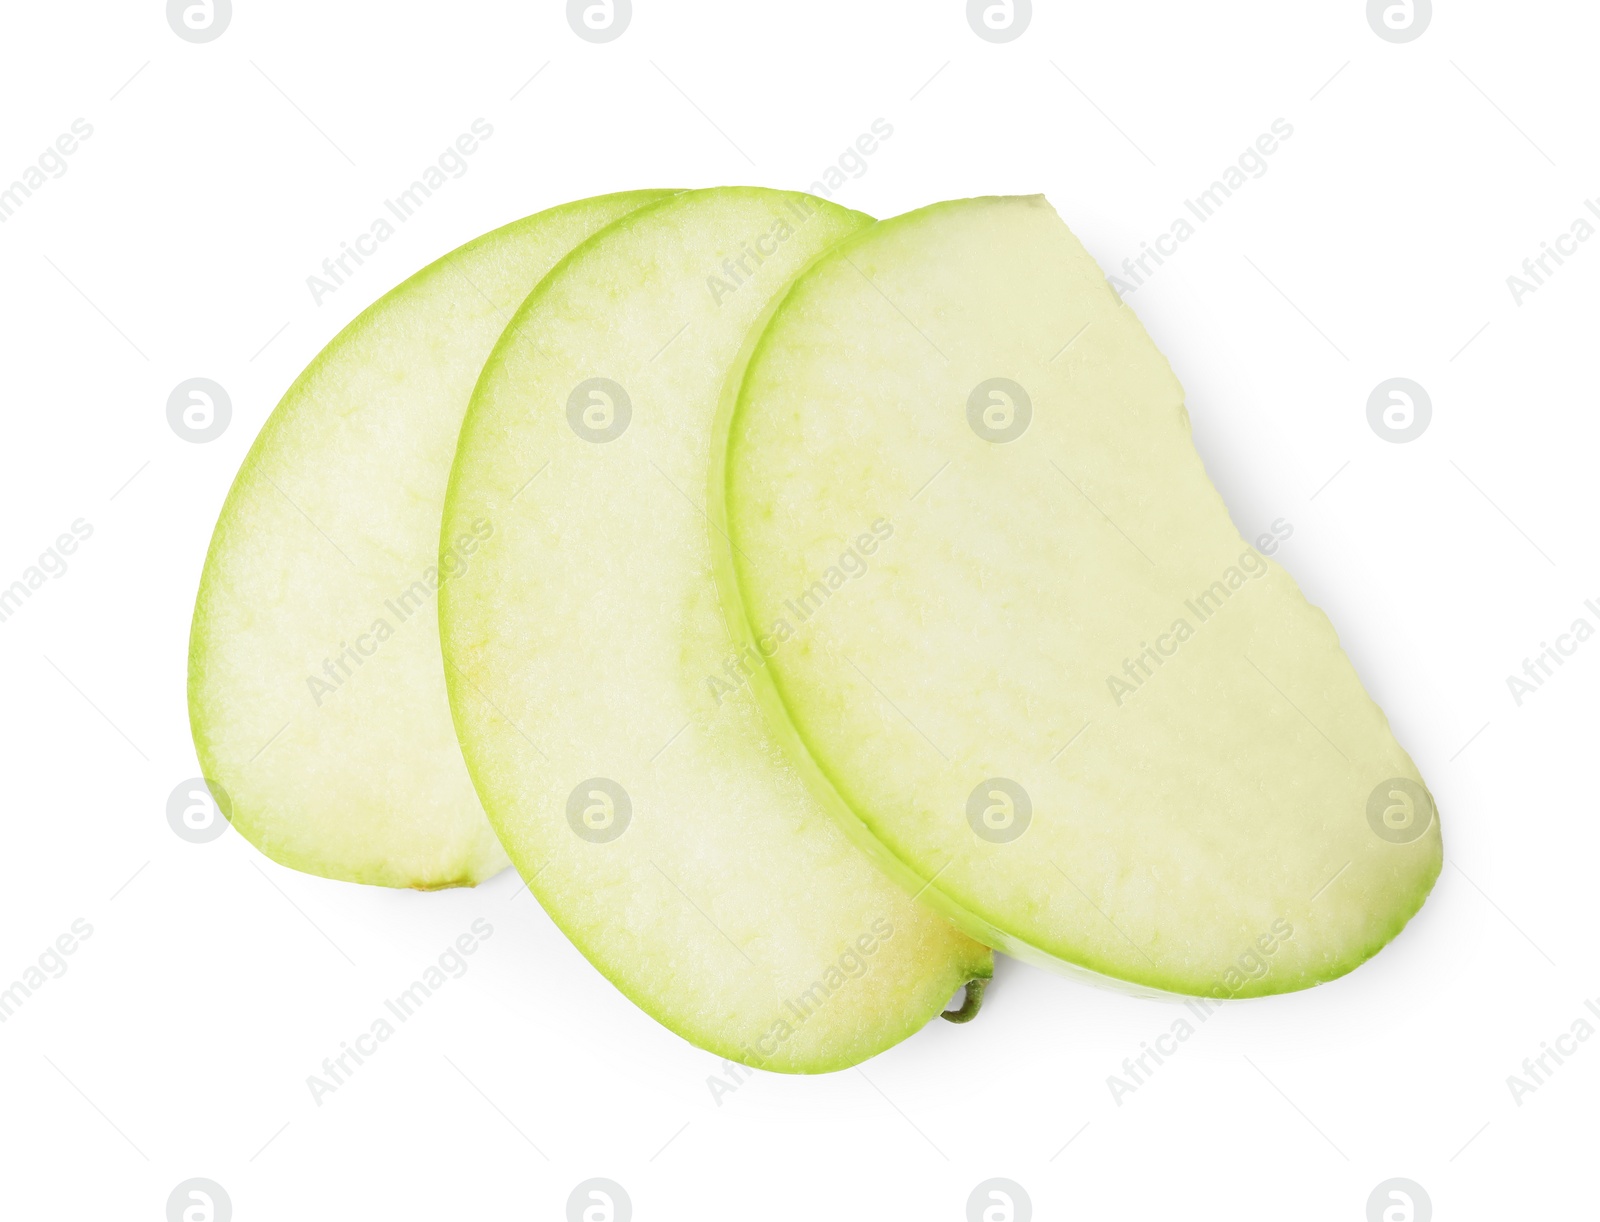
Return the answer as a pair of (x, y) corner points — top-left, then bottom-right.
(188, 191), (672, 888)
(717, 195), (1442, 997)
(440, 188), (991, 1070)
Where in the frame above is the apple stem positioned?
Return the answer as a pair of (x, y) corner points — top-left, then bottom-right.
(940, 977), (988, 1024)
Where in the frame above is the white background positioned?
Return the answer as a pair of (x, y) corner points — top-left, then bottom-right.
(0, 2), (1593, 1218)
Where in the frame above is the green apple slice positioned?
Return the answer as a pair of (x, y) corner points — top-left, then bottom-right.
(717, 194), (1442, 998)
(189, 191), (672, 888)
(440, 188), (992, 1070)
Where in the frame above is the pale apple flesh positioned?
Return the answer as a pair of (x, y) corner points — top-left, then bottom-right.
(188, 191), (673, 888)
(718, 194), (1441, 998)
(440, 188), (991, 1071)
